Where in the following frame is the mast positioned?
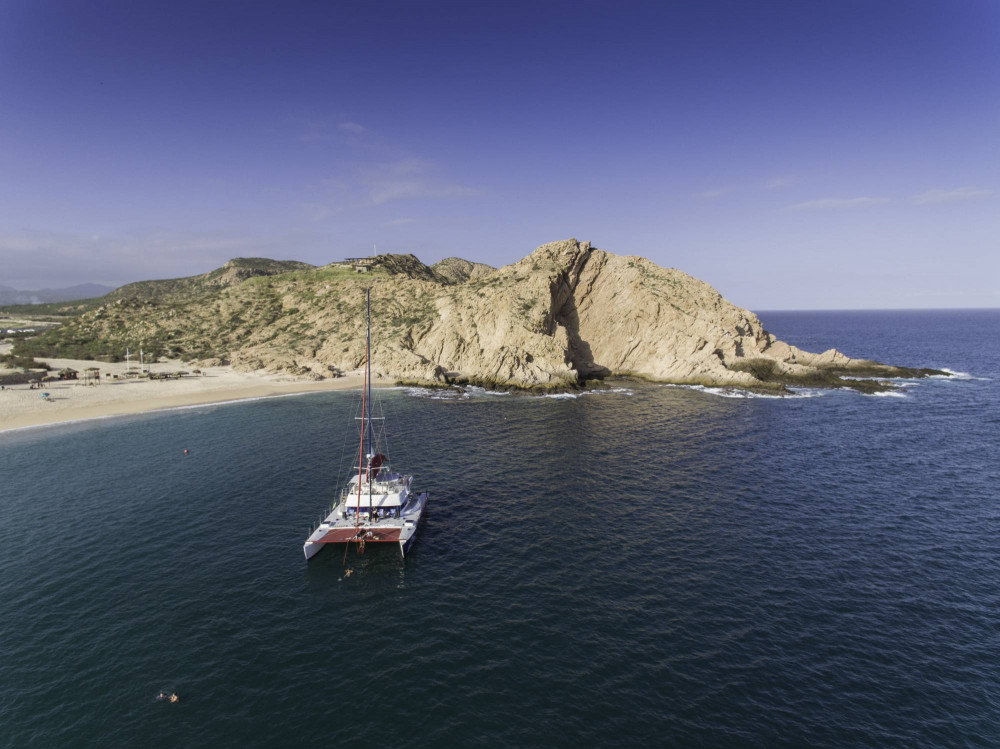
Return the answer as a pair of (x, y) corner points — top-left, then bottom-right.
(366, 288), (373, 507)
(356, 371), (365, 535)
(348, 288), (379, 549)
(356, 288), (374, 536)
(356, 290), (369, 536)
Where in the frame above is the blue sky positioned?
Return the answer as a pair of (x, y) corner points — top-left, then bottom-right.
(1, 0), (997, 308)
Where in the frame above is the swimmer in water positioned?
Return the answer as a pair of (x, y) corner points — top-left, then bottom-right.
(156, 692), (166, 700)
(169, 693), (179, 703)
(344, 569), (354, 578)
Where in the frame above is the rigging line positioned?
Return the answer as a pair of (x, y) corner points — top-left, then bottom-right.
(378, 393), (401, 475)
(366, 287), (374, 475)
(366, 288), (372, 499)
(334, 389), (361, 513)
(341, 391), (364, 569)
(373, 390), (392, 472)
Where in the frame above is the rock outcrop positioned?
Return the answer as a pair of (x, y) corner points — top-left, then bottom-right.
(431, 257), (496, 284)
(16, 240), (945, 393)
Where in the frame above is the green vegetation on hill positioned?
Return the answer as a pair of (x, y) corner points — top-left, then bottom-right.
(0, 353), (49, 370)
(9, 254), (426, 364)
(107, 257), (316, 304)
(9, 257), (327, 362)
(12, 321), (165, 362)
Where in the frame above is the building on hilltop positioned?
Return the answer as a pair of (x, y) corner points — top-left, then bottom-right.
(340, 257), (375, 273)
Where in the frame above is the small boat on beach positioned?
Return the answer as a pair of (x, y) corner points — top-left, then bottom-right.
(303, 289), (428, 561)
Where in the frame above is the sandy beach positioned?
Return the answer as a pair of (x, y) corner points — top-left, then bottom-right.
(0, 349), (378, 433)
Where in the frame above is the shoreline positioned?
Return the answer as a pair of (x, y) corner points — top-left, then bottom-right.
(0, 353), (388, 433)
(0, 379), (372, 434)
(1, 345), (961, 435)
(0, 390), (324, 434)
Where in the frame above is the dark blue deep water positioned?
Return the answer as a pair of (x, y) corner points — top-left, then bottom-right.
(1, 309), (998, 748)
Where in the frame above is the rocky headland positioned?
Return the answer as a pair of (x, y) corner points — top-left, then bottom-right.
(13, 240), (946, 394)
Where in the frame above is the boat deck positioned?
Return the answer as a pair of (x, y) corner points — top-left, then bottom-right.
(316, 523), (403, 543)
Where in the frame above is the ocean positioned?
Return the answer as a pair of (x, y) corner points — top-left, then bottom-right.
(1, 309), (998, 748)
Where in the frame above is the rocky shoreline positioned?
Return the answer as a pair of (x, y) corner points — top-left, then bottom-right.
(395, 364), (949, 397)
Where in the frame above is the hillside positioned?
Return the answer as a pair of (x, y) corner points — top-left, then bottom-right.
(106, 257), (315, 304)
(13, 240), (945, 392)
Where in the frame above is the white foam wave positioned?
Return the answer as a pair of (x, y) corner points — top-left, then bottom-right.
(841, 377), (923, 388)
(464, 386), (511, 396)
(663, 384), (822, 400)
(844, 368), (991, 383)
(401, 385), (514, 401)
(862, 390), (908, 398)
(533, 386), (635, 399)
(841, 376), (914, 382)
(402, 384), (635, 401)
(784, 388), (826, 398)
(401, 387), (466, 400)
(933, 369), (991, 381)
(167, 392), (314, 411)
(580, 387), (634, 397)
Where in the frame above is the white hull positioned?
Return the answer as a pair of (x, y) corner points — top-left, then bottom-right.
(398, 491), (428, 557)
(303, 540), (323, 560)
(303, 491), (428, 560)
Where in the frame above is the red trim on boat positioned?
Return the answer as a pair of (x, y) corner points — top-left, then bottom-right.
(318, 527), (402, 543)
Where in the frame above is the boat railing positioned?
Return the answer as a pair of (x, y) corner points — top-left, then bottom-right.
(341, 481), (404, 500)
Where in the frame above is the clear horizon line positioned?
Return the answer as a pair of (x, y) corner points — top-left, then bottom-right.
(753, 306), (1000, 313)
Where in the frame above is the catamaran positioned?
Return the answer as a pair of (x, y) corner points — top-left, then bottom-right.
(303, 289), (428, 561)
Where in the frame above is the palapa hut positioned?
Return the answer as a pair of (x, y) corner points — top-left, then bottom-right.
(57, 367), (78, 380)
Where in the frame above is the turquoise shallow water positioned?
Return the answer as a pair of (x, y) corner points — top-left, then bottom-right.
(1, 309), (998, 747)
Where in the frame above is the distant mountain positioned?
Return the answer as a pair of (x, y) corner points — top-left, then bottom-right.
(0, 283), (116, 305)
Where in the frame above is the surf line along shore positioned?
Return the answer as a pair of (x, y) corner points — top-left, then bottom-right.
(0, 361), (382, 433)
